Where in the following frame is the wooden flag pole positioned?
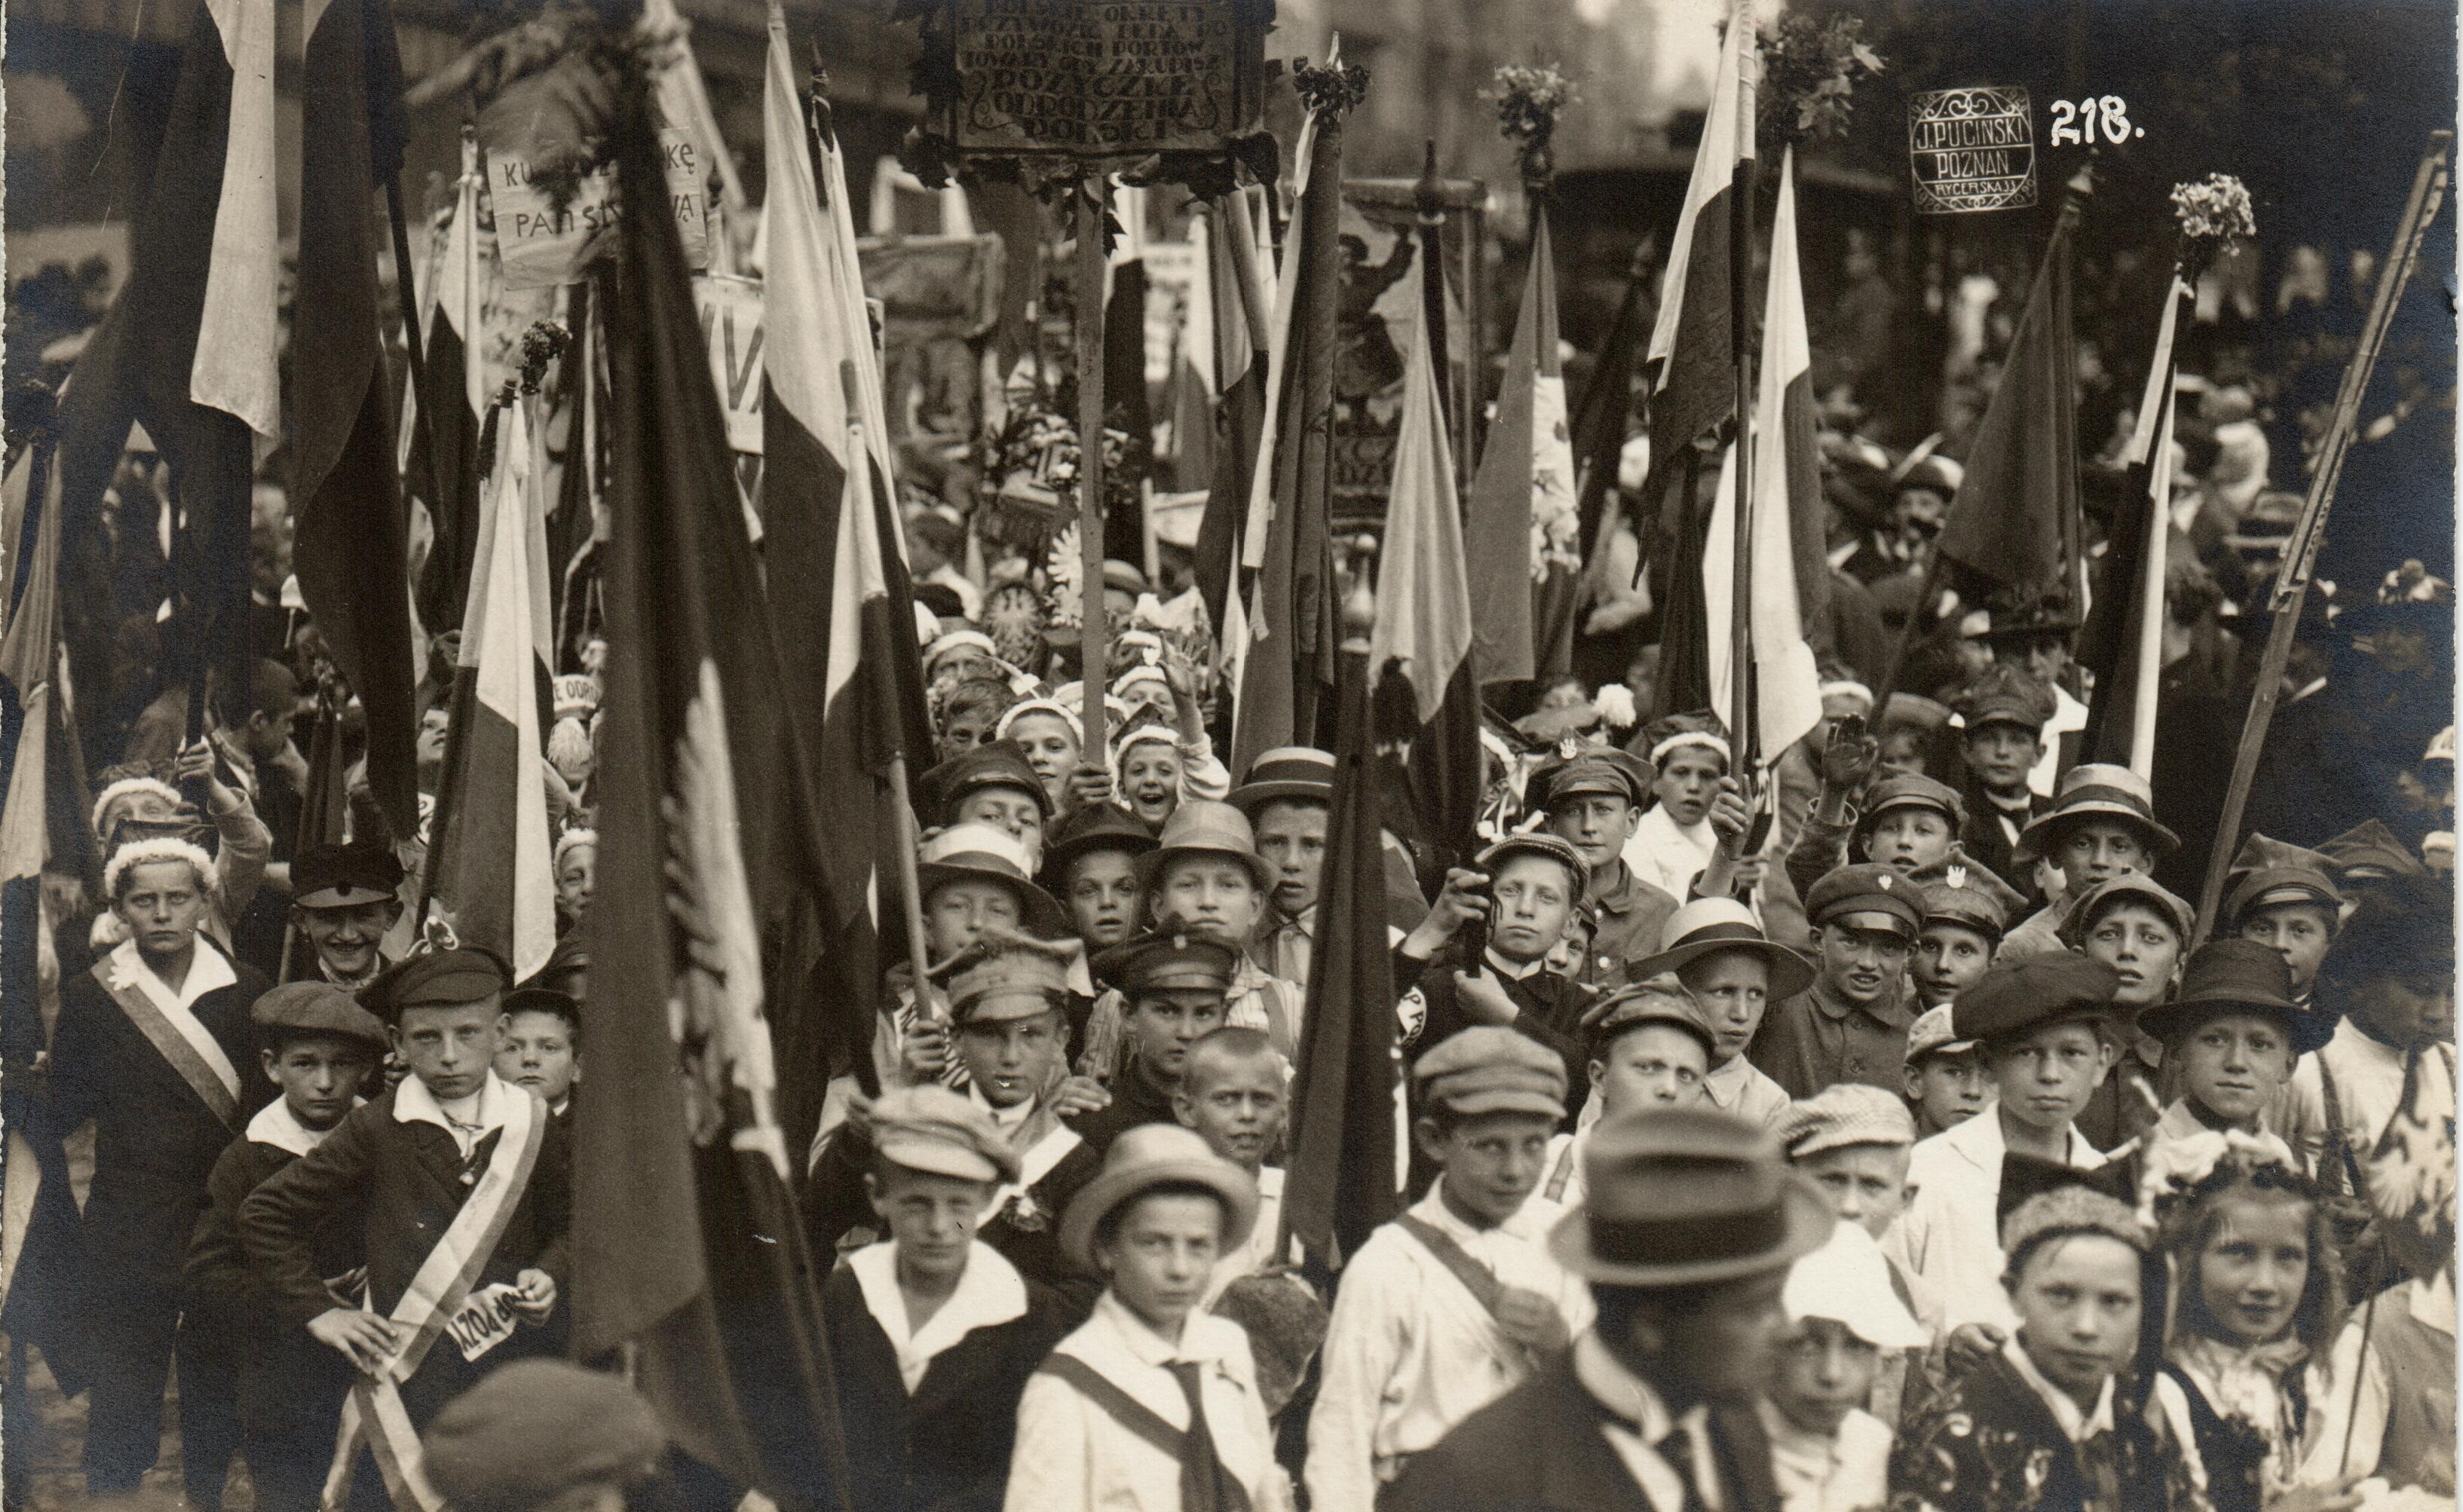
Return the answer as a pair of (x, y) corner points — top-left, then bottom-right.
(2191, 130), (2452, 944)
(1723, 30), (1760, 813)
(1077, 176), (1111, 759)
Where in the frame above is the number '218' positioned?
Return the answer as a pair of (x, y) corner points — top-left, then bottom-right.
(2050, 96), (2139, 145)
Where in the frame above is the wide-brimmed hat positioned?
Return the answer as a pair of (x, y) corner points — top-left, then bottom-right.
(2018, 763), (2181, 857)
(1226, 746), (1335, 816)
(913, 822), (1067, 939)
(1549, 1106), (1834, 1287)
(1633, 898), (1816, 999)
(1060, 1123), (1259, 1271)
(1135, 799), (1272, 892)
(1039, 802), (1158, 888)
(2137, 938), (2332, 1054)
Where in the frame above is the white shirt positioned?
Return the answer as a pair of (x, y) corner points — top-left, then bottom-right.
(1626, 804), (1718, 902)
(847, 1240), (1030, 1394)
(1572, 1333), (1721, 1512)
(1305, 1180), (1595, 1512)
(394, 1070), (519, 1158)
(2284, 1019), (2456, 1177)
(246, 1096), (350, 1159)
(1702, 1053), (1794, 1130)
(1887, 1108), (2103, 1336)
(1757, 1397), (1891, 1512)
(1205, 1165), (1297, 1307)
(1004, 1291), (1291, 1512)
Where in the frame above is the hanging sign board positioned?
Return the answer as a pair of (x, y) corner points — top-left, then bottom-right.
(693, 274), (766, 455)
(938, 0), (1267, 157)
(1909, 87), (2037, 214)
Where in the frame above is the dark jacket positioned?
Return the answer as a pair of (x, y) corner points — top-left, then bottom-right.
(819, 1260), (1071, 1512)
(1889, 1346), (2201, 1512)
(1398, 947), (1595, 1125)
(1383, 1351), (1783, 1512)
(185, 1131), (360, 1440)
(239, 1082), (572, 1425)
(48, 954), (271, 1289)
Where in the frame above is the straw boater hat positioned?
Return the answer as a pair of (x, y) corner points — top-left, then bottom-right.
(1135, 800), (1272, 892)
(2137, 938), (2335, 1056)
(1060, 1123), (1258, 1271)
(2018, 762), (2181, 857)
(911, 823), (1067, 940)
(1549, 1105), (1833, 1287)
(1227, 747), (1337, 816)
(1633, 898), (1817, 999)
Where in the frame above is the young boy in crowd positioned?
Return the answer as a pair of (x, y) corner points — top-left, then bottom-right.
(1907, 856), (2023, 1011)
(1396, 834), (1598, 1123)
(48, 837), (271, 1497)
(1230, 747), (1339, 990)
(289, 842), (405, 990)
(183, 983), (385, 1512)
(1628, 714), (1731, 900)
(1041, 803), (1156, 956)
(494, 986), (580, 1119)
(1173, 1027), (1293, 1301)
(1889, 955), (2121, 1336)
(1524, 745), (1678, 989)
(2220, 832), (2344, 1008)
(1751, 865), (1922, 1100)
(1761, 1223), (1929, 1510)
(1544, 974), (1715, 1207)
(1950, 666), (2057, 895)
(240, 950), (571, 1503)
(2106, 940), (2329, 1191)
(923, 741), (1054, 873)
(1634, 897), (1809, 1128)
(1074, 931), (1242, 1153)
(1999, 763), (2180, 961)
(1901, 1006), (1990, 1138)
(1781, 1082), (1917, 1244)
(1308, 1028), (1593, 1512)
(819, 1085), (1071, 1512)
(1785, 737), (1968, 900)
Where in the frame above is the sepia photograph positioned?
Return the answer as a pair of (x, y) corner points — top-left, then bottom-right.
(0, 0), (2455, 1508)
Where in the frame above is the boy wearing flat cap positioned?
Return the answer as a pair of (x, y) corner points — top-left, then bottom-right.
(1950, 666), (2057, 895)
(240, 949), (571, 1504)
(820, 1085), (1071, 1512)
(1385, 1106), (1834, 1512)
(420, 1360), (666, 1512)
(1308, 1027), (1595, 1512)
(1751, 864), (1922, 1101)
(1395, 834), (1601, 1122)
(1889, 955), (2122, 1336)
(291, 842), (406, 990)
(1545, 975), (1717, 1207)
(1901, 1006), (1990, 1139)
(183, 983), (386, 1512)
(1525, 745), (1681, 990)
(923, 740), (1054, 873)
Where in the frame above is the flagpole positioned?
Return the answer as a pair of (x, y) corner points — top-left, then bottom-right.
(1077, 176), (1110, 758)
(2192, 130), (2452, 944)
(1724, 11), (1759, 786)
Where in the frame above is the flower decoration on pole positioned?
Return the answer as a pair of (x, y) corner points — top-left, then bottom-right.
(1756, 14), (1886, 148)
(1290, 55), (1372, 121)
(1486, 63), (1579, 193)
(2170, 173), (2258, 280)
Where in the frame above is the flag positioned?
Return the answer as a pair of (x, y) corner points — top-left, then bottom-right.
(1282, 635), (1400, 1266)
(1654, 451), (1716, 720)
(409, 136), (486, 641)
(1702, 149), (1824, 762)
(1568, 241), (1651, 611)
(427, 402), (556, 983)
(1165, 212), (1218, 494)
(1370, 254), (1481, 869)
(293, 0), (418, 843)
(577, 85), (850, 1510)
(1644, 0), (1757, 464)
(758, 2), (934, 1140)
(55, 0), (278, 724)
(1466, 208), (1578, 687)
(1233, 98), (1344, 775)
(2082, 279), (2188, 773)
(1933, 209), (2082, 605)
(1101, 214), (1155, 568)
(1191, 188), (1273, 638)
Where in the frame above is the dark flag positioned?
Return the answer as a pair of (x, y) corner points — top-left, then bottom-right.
(407, 136), (486, 642)
(1282, 619), (1401, 1265)
(577, 76), (850, 1512)
(1191, 189), (1272, 635)
(1101, 253), (1153, 568)
(294, 0), (418, 842)
(1644, 0), (1754, 467)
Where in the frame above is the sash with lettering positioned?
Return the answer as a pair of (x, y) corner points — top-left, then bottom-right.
(91, 941), (243, 1133)
(321, 1085), (547, 1512)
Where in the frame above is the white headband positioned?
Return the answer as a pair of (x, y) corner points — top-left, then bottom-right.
(996, 698), (1086, 748)
(1650, 731), (1732, 767)
(554, 828), (598, 872)
(104, 837), (218, 900)
(91, 776), (183, 836)
(1111, 722), (1180, 758)
(1818, 680), (1876, 712)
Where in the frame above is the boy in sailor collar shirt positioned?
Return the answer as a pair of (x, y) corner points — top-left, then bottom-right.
(819, 1085), (1070, 1512)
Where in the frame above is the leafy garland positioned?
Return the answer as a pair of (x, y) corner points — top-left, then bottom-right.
(2170, 173), (2257, 282)
(1291, 57), (1372, 119)
(1756, 14), (1886, 148)
(1486, 64), (1579, 188)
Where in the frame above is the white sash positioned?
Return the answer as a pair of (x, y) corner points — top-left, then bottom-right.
(108, 941), (243, 1103)
(322, 1087), (546, 1512)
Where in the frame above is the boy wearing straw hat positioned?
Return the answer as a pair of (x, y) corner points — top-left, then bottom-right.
(1005, 1125), (1288, 1511)
(1307, 1027), (1594, 1511)
(1384, 1105), (1834, 1512)
(819, 1085), (1071, 1512)
(1632, 897), (1812, 1129)
(1996, 762), (2181, 963)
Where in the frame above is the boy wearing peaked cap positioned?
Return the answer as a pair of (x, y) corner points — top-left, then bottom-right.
(1395, 833), (1601, 1128)
(1308, 1027), (1595, 1512)
(819, 1085), (1072, 1512)
(1907, 855), (2024, 1012)
(1887, 955), (2123, 1336)
(240, 949), (571, 1507)
(1950, 665), (2057, 895)
(1542, 975), (1717, 1207)
(1783, 738), (1967, 904)
(1751, 865), (1922, 1102)
(1384, 1106), (1834, 1512)
(183, 984), (387, 1512)
(2220, 831), (2344, 1005)
(1073, 931), (1245, 1158)
(1524, 744), (1681, 991)
(290, 842), (406, 990)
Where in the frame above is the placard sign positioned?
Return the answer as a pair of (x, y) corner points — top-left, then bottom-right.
(694, 274), (766, 455)
(945, 0), (1263, 156)
(489, 155), (620, 291)
(1909, 87), (2037, 214)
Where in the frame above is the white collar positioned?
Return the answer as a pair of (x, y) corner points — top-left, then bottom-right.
(2002, 1334), (2116, 1442)
(1413, 1176), (1556, 1246)
(848, 1241), (1031, 1393)
(1701, 1053), (1769, 1109)
(1092, 1289), (1242, 1370)
(1753, 1395), (1844, 1463)
(1573, 1331), (1679, 1443)
(109, 936), (237, 1013)
(247, 1097), (353, 1159)
(969, 1082), (1035, 1132)
(394, 1070), (513, 1134)
(1640, 803), (1717, 852)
